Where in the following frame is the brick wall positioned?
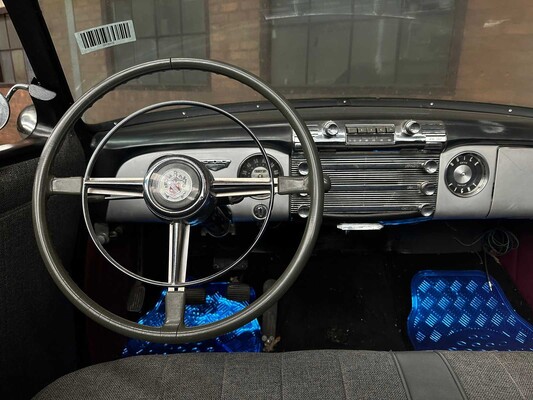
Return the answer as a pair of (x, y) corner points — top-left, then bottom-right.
(0, 87), (31, 145)
(455, 0), (533, 106)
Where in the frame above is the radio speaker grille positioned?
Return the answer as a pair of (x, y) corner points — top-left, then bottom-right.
(290, 152), (439, 217)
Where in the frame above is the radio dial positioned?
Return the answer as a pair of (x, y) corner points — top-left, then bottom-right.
(404, 120), (421, 136)
(323, 121), (339, 137)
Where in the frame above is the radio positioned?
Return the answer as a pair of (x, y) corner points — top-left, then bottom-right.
(293, 120), (447, 149)
(290, 119), (447, 220)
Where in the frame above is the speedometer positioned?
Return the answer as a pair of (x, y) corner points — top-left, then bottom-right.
(238, 154), (282, 179)
(238, 154), (282, 199)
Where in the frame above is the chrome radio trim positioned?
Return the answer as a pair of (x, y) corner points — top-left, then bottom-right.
(292, 119), (447, 149)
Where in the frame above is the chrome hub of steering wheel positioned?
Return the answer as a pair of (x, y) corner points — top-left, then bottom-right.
(143, 155), (214, 223)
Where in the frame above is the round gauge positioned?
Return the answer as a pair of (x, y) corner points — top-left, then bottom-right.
(238, 154), (282, 199)
(239, 155), (282, 179)
(445, 152), (488, 197)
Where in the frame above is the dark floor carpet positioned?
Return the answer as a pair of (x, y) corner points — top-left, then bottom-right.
(277, 251), (533, 352)
(278, 253), (409, 351)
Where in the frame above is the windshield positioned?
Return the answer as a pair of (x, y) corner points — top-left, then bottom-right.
(38, 0), (532, 122)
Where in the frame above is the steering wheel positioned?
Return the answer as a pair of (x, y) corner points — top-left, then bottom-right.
(33, 58), (324, 343)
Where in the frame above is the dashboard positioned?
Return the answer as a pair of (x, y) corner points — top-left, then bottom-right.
(93, 105), (533, 225)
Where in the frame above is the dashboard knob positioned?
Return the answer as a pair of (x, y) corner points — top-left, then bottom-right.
(298, 162), (309, 176)
(323, 121), (339, 137)
(420, 182), (437, 196)
(422, 160), (438, 174)
(419, 204), (435, 217)
(298, 205), (310, 218)
(404, 120), (421, 136)
(253, 204), (268, 220)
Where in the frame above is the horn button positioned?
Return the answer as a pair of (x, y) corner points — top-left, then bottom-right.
(143, 156), (214, 222)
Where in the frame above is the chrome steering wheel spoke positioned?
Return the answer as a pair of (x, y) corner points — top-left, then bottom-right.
(165, 222), (190, 328)
(49, 176), (144, 200)
(212, 177), (275, 198)
(167, 222), (190, 287)
(212, 175), (329, 199)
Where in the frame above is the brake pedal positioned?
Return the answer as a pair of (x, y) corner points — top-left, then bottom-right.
(226, 283), (251, 302)
(186, 288), (207, 304)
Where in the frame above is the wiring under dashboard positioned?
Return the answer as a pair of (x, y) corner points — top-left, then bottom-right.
(453, 227), (519, 292)
(483, 229), (520, 257)
(453, 227), (520, 257)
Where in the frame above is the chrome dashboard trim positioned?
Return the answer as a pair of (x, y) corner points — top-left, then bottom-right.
(290, 152), (439, 218)
(106, 147), (289, 223)
(292, 119), (446, 149)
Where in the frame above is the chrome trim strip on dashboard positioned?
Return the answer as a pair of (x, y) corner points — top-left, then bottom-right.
(290, 152), (439, 218)
(106, 148), (289, 223)
(292, 119), (446, 149)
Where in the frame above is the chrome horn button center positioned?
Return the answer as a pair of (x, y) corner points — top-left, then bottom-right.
(143, 156), (213, 222)
(159, 167), (194, 203)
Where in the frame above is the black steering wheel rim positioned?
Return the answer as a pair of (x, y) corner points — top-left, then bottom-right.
(33, 58), (324, 343)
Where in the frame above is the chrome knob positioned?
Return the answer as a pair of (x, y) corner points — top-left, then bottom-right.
(419, 204), (435, 217)
(298, 205), (310, 218)
(323, 121), (339, 137)
(404, 120), (421, 136)
(298, 162), (309, 176)
(422, 160), (438, 174)
(420, 182), (437, 196)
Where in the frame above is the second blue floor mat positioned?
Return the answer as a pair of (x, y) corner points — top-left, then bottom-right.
(408, 270), (533, 351)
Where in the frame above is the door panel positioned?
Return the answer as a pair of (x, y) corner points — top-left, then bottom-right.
(0, 134), (85, 399)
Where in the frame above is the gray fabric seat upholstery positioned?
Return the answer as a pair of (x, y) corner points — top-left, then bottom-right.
(34, 350), (533, 400)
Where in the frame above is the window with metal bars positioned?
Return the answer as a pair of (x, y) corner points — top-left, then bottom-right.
(0, 10), (33, 84)
(109, 0), (209, 87)
(266, 0), (463, 94)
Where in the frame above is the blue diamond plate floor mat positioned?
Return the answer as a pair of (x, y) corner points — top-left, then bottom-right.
(408, 270), (533, 351)
(122, 283), (262, 356)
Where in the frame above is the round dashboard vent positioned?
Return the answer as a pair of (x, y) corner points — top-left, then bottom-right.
(445, 152), (489, 197)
